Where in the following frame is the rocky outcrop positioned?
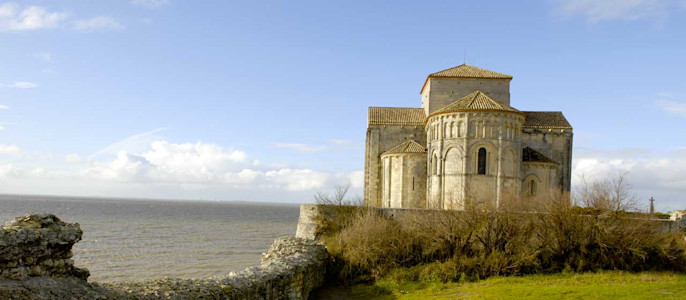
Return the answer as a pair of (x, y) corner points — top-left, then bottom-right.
(0, 212), (328, 300)
(0, 213), (89, 281)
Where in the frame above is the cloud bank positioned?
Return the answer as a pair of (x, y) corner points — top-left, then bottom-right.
(0, 3), (123, 33)
(0, 81), (37, 89)
(0, 3), (68, 31)
(572, 147), (686, 211)
(0, 140), (361, 202)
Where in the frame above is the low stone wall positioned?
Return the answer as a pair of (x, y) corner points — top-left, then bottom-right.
(0, 213), (89, 281)
(0, 214), (328, 300)
(102, 236), (328, 299)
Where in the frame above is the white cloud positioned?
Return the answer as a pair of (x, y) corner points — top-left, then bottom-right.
(329, 139), (354, 145)
(348, 170), (364, 189)
(74, 16), (124, 32)
(265, 169), (330, 191)
(1, 81), (37, 89)
(0, 122), (15, 130)
(0, 3), (69, 31)
(19, 140), (347, 192)
(0, 139), (364, 201)
(274, 142), (328, 153)
(86, 151), (154, 182)
(655, 99), (686, 117)
(64, 154), (83, 163)
(131, 0), (170, 8)
(557, 0), (669, 22)
(573, 147), (686, 211)
(0, 105), (8, 110)
(274, 139), (360, 153)
(0, 144), (21, 155)
(91, 128), (167, 160)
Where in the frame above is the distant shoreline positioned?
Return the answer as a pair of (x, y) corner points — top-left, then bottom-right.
(0, 193), (305, 206)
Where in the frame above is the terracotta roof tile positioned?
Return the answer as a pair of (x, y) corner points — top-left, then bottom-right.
(430, 90), (520, 117)
(382, 140), (426, 155)
(368, 107), (425, 126)
(429, 64), (513, 79)
(522, 111), (572, 129)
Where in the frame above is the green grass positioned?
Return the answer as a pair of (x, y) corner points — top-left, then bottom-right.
(350, 271), (686, 299)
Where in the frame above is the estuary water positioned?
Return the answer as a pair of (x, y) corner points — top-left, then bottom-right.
(0, 194), (301, 282)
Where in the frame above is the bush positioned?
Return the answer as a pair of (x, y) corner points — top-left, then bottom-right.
(319, 176), (686, 284)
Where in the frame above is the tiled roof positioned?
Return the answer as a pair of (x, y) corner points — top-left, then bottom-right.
(368, 107), (425, 126)
(522, 147), (558, 164)
(430, 90), (521, 118)
(429, 64), (513, 79)
(382, 140), (426, 155)
(522, 111), (572, 129)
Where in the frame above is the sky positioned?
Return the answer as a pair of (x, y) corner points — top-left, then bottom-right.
(0, 0), (685, 210)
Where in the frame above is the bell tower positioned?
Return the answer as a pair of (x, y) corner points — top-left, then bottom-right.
(421, 64), (512, 116)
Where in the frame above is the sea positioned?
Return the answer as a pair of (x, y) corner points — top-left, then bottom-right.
(0, 194), (301, 282)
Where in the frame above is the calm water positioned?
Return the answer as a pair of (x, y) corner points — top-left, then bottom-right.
(0, 194), (301, 282)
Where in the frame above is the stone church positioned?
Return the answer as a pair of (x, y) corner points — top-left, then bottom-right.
(364, 64), (573, 209)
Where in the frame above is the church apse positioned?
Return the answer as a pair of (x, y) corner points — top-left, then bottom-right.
(364, 64), (572, 210)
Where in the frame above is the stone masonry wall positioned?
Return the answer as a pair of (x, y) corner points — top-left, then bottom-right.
(0, 213), (89, 281)
(101, 236), (328, 300)
(364, 124), (426, 207)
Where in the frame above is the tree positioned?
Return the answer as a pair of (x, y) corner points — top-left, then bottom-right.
(314, 183), (362, 206)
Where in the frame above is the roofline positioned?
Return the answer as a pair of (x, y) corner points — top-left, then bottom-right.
(522, 125), (573, 129)
(522, 161), (559, 165)
(419, 75), (512, 94)
(368, 106), (426, 126)
(425, 109), (525, 126)
(368, 106), (421, 109)
(381, 151), (426, 157)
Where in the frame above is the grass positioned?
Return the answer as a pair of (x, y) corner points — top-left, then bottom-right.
(348, 271), (686, 299)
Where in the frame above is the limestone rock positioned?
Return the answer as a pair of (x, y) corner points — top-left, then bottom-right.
(0, 213), (89, 281)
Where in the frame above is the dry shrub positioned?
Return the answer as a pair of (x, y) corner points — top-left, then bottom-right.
(535, 187), (686, 273)
(321, 174), (686, 284)
(325, 209), (422, 281)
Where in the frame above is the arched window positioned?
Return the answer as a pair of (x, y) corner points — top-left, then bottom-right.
(477, 148), (487, 174)
(431, 154), (439, 175)
(529, 179), (536, 196)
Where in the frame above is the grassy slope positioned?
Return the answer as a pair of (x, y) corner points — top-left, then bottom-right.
(349, 271), (686, 299)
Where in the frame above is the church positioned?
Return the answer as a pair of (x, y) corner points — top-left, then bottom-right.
(363, 64), (573, 209)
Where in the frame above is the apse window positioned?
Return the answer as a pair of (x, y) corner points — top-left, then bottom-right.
(529, 179), (537, 196)
(477, 148), (487, 174)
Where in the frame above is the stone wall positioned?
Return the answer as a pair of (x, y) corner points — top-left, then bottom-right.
(101, 236), (328, 300)
(0, 213), (89, 281)
(364, 124), (426, 207)
(422, 77), (512, 115)
(521, 128), (573, 192)
(0, 214), (328, 300)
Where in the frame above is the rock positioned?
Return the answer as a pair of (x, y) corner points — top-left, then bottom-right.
(0, 213), (89, 281)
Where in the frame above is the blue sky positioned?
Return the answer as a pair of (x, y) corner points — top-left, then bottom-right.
(0, 0), (685, 210)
